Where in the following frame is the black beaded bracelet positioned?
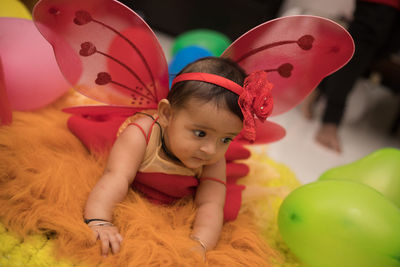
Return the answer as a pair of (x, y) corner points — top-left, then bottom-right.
(84, 218), (109, 224)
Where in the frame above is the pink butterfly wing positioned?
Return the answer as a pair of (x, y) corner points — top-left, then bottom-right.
(222, 15), (355, 116)
(33, 0), (169, 108)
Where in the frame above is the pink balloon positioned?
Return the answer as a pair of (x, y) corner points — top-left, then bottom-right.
(0, 17), (70, 111)
(0, 56), (12, 125)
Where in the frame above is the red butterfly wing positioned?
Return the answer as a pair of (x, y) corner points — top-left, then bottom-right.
(234, 120), (286, 144)
(33, 0), (169, 108)
(222, 15), (354, 116)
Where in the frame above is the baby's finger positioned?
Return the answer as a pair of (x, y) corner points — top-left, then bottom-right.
(116, 233), (123, 242)
(109, 234), (121, 254)
(98, 232), (110, 256)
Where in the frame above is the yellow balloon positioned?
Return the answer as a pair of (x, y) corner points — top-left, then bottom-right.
(0, 0), (31, 19)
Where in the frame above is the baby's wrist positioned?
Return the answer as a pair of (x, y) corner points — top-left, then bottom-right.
(84, 218), (109, 224)
(88, 221), (114, 227)
(84, 218), (113, 227)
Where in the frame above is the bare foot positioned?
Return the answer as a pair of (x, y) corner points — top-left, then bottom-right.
(301, 90), (320, 120)
(315, 123), (341, 153)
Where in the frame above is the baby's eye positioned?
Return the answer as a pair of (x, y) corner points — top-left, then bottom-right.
(221, 137), (233, 144)
(193, 130), (206, 138)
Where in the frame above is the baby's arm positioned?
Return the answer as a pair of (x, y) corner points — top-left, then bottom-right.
(84, 118), (150, 255)
(191, 158), (227, 252)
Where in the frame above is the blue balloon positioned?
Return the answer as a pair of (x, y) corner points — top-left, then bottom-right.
(168, 45), (213, 87)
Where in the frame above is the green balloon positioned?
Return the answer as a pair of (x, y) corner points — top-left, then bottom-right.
(278, 180), (400, 267)
(171, 29), (231, 57)
(319, 148), (400, 208)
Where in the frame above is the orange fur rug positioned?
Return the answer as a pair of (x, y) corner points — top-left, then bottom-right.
(0, 93), (280, 266)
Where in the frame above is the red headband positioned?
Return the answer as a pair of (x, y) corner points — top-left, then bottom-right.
(171, 72), (244, 95)
(171, 71), (274, 142)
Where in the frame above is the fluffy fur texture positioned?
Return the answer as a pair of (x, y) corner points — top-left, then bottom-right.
(0, 92), (300, 266)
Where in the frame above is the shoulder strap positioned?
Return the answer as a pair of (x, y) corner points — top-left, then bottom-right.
(127, 115), (160, 145)
(135, 112), (156, 120)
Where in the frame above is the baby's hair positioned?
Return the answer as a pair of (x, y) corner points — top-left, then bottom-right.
(168, 57), (246, 121)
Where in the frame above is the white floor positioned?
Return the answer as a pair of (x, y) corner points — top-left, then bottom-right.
(266, 85), (400, 183)
(155, 30), (400, 185)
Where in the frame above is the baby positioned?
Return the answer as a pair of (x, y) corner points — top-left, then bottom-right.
(83, 56), (273, 257)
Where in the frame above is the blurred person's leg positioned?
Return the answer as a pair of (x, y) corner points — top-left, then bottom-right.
(317, 1), (399, 152)
(301, 79), (326, 120)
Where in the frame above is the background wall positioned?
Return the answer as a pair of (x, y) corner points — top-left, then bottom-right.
(120, 0), (284, 40)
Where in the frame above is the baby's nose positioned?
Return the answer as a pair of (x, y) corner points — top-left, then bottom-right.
(200, 141), (217, 155)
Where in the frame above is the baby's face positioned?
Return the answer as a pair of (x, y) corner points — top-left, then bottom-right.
(164, 98), (243, 169)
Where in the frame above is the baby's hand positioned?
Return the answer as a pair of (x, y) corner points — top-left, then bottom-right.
(88, 221), (123, 256)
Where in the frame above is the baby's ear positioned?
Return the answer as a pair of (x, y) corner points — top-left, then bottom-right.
(157, 99), (172, 127)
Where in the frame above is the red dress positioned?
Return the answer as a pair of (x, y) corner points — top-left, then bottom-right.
(69, 110), (251, 221)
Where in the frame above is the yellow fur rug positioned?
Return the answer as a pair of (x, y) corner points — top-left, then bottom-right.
(0, 92), (301, 266)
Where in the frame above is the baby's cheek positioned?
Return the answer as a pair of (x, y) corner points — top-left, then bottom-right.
(179, 140), (195, 154)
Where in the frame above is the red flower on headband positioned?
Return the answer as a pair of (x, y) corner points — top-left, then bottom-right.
(239, 71), (274, 141)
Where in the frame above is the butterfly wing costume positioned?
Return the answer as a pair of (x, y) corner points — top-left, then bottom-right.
(33, 0), (354, 220)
